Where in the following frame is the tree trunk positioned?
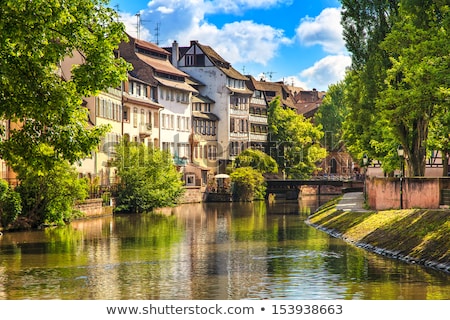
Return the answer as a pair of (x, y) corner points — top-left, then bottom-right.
(403, 118), (428, 177)
(443, 151), (449, 177)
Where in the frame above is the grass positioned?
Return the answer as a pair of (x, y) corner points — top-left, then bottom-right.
(308, 200), (450, 265)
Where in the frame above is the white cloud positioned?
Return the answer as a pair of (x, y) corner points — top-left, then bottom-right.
(135, 0), (292, 65)
(183, 20), (291, 65)
(296, 7), (346, 54)
(299, 55), (351, 90)
(119, 12), (152, 41)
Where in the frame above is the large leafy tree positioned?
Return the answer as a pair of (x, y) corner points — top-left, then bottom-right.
(315, 81), (347, 152)
(377, 0), (450, 176)
(340, 0), (400, 169)
(113, 141), (185, 213)
(0, 0), (129, 174)
(268, 97), (326, 179)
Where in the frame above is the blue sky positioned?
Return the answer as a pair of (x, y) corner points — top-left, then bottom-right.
(109, 0), (351, 91)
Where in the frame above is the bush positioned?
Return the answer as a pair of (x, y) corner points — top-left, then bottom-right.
(230, 167), (266, 201)
(113, 141), (185, 213)
(16, 161), (88, 227)
(0, 179), (22, 228)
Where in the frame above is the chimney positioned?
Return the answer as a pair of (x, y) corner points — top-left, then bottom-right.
(190, 40), (198, 46)
(172, 40), (179, 67)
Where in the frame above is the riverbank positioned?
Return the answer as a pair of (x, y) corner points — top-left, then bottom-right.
(306, 192), (450, 274)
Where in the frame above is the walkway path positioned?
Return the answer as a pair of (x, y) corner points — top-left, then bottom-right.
(336, 192), (371, 212)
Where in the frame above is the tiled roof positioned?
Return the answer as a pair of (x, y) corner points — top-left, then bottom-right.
(193, 41), (248, 80)
(135, 38), (171, 56)
(136, 53), (188, 78)
(154, 76), (198, 93)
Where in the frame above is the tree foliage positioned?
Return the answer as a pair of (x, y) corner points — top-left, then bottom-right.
(268, 97), (326, 178)
(0, 0), (129, 172)
(230, 167), (266, 202)
(112, 141), (185, 213)
(341, 0), (400, 170)
(377, 1), (450, 176)
(0, 179), (22, 229)
(341, 0), (449, 176)
(315, 81), (347, 152)
(233, 148), (278, 174)
(15, 160), (89, 228)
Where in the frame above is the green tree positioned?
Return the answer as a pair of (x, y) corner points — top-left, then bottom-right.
(230, 167), (266, 201)
(377, 1), (450, 176)
(268, 97), (326, 178)
(0, 179), (22, 229)
(113, 141), (184, 213)
(341, 0), (400, 171)
(0, 0), (128, 172)
(15, 160), (89, 227)
(315, 81), (347, 152)
(234, 148), (278, 174)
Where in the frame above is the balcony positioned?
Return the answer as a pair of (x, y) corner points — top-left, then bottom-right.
(250, 133), (268, 142)
(230, 107), (248, 116)
(139, 122), (152, 137)
(249, 114), (268, 124)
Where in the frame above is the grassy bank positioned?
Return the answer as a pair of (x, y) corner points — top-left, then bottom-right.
(306, 197), (450, 273)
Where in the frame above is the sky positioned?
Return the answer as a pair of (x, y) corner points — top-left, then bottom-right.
(109, 0), (351, 92)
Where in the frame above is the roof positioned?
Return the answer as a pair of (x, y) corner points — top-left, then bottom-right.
(193, 41), (248, 81)
(192, 111), (220, 121)
(192, 95), (215, 104)
(136, 53), (188, 78)
(227, 86), (253, 95)
(246, 76), (296, 109)
(134, 38), (171, 56)
(296, 101), (322, 119)
(154, 76), (198, 93)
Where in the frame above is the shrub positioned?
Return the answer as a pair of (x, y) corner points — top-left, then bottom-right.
(230, 167), (266, 201)
(113, 141), (185, 213)
(16, 161), (88, 227)
(0, 179), (22, 228)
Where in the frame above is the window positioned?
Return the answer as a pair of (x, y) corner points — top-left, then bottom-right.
(123, 107), (129, 122)
(150, 87), (157, 101)
(186, 55), (194, 66)
(133, 107), (138, 127)
(208, 145), (217, 160)
(186, 174), (196, 186)
(128, 82), (134, 95)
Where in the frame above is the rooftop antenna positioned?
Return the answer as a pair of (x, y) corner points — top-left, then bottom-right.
(241, 65), (246, 74)
(154, 22), (161, 45)
(263, 71), (276, 81)
(135, 13), (151, 40)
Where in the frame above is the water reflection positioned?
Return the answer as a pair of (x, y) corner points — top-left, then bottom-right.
(0, 197), (449, 300)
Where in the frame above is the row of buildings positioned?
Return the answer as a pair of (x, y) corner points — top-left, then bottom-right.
(1, 34), (327, 190)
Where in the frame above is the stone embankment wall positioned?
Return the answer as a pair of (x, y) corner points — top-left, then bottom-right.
(74, 199), (113, 218)
(367, 176), (450, 210)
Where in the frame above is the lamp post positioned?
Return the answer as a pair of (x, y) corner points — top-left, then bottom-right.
(397, 145), (404, 209)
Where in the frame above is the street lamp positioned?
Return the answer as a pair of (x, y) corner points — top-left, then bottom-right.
(397, 145), (405, 209)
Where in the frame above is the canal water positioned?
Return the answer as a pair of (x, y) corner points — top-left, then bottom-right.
(0, 196), (449, 300)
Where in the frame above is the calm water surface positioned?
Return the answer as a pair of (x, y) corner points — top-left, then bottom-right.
(0, 196), (449, 300)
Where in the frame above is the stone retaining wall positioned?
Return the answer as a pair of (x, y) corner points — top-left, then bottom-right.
(74, 198), (113, 218)
(367, 176), (450, 210)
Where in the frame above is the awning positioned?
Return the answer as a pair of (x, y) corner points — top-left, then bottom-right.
(215, 174), (230, 179)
